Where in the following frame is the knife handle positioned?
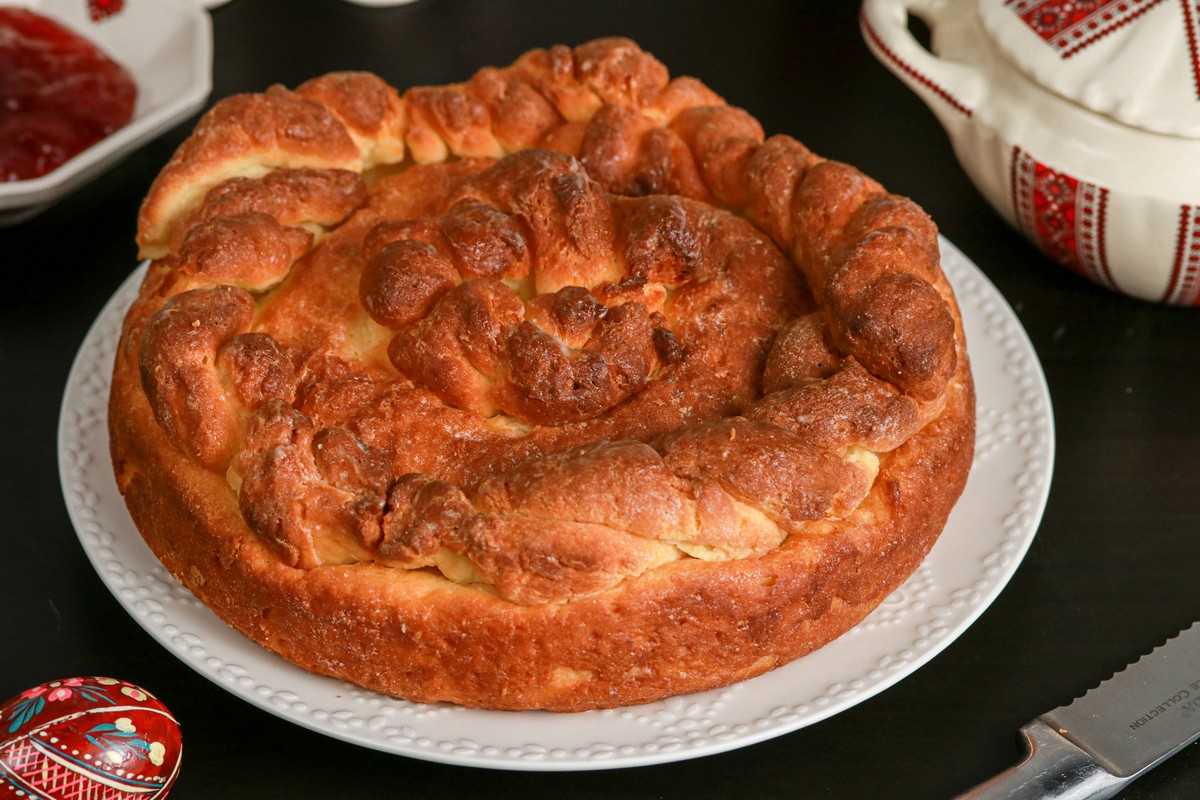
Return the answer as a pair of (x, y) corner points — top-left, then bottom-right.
(954, 719), (1127, 800)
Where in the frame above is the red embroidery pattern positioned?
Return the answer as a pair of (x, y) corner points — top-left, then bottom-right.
(859, 7), (973, 117)
(1164, 206), (1200, 305)
(1010, 147), (1114, 289)
(1005, 0), (1167, 57)
(1184, 0), (1200, 98)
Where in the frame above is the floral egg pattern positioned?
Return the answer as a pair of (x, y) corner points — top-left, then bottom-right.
(0, 677), (181, 799)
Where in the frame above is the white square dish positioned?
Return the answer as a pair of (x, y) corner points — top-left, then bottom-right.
(0, 0), (212, 224)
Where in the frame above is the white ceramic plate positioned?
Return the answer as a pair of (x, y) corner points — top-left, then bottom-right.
(59, 237), (1053, 771)
(0, 0), (211, 222)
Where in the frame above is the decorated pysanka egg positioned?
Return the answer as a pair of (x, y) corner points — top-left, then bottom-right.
(0, 677), (181, 799)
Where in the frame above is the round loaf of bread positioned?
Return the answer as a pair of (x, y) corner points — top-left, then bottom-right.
(109, 38), (975, 711)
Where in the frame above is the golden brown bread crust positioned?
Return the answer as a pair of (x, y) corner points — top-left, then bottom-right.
(110, 37), (975, 710)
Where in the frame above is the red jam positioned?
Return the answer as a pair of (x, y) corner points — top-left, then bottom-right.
(87, 0), (125, 22)
(0, 7), (137, 182)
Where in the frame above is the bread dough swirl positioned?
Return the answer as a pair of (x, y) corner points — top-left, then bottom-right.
(110, 38), (974, 709)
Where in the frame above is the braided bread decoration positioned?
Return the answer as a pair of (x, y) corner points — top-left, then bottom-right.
(110, 38), (975, 710)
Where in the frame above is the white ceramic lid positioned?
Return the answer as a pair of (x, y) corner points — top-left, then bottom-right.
(976, 0), (1200, 138)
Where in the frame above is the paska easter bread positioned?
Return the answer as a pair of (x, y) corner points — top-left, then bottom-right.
(109, 38), (975, 711)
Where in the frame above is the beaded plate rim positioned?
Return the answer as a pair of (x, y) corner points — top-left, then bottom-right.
(58, 236), (1053, 771)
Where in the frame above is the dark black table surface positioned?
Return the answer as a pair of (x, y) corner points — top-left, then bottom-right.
(3, 1), (1200, 797)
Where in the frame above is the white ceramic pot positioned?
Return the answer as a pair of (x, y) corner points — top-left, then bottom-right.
(860, 0), (1200, 306)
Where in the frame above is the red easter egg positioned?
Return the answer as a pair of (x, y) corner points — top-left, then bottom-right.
(0, 677), (181, 799)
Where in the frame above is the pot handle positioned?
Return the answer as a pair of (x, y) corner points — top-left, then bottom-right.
(859, 0), (986, 118)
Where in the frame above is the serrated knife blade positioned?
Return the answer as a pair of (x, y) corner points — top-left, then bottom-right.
(955, 623), (1200, 799)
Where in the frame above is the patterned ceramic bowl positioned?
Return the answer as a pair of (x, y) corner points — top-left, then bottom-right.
(860, 0), (1200, 306)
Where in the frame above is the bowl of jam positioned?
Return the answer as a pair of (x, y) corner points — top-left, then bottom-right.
(0, 0), (211, 224)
